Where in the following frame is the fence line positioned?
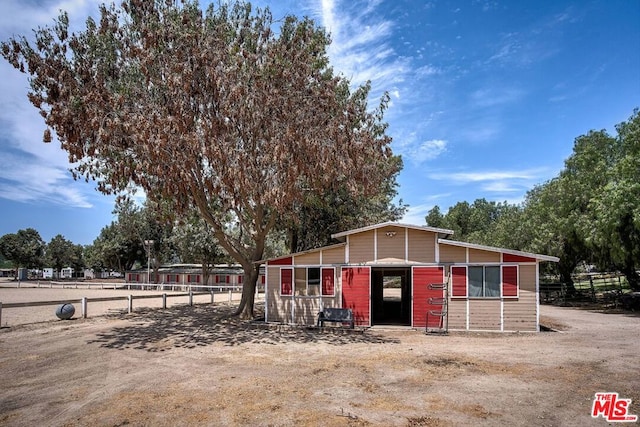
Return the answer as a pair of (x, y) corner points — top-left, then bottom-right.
(0, 288), (251, 326)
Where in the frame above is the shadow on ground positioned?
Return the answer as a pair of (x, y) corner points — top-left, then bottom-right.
(87, 304), (400, 351)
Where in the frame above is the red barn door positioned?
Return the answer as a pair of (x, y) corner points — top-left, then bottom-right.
(341, 267), (371, 326)
(412, 266), (445, 328)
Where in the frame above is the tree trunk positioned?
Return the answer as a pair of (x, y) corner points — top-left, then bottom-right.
(621, 266), (640, 291)
(235, 263), (259, 319)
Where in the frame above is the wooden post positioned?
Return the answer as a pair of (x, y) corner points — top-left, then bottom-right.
(189, 290), (193, 306)
(0, 302), (2, 327)
(82, 297), (88, 318)
(228, 289), (232, 302)
(211, 290), (214, 304)
(162, 293), (167, 309)
(128, 295), (133, 313)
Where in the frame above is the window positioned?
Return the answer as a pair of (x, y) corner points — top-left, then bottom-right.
(468, 266), (500, 298)
(281, 267), (334, 296)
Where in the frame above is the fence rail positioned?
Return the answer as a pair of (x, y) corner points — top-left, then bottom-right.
(0, 285), (258, 326)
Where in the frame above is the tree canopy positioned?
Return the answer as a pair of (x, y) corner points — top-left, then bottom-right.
(2, 0), (401, 317)
(425, 109), (640, 291)
(0, 228), (45, 275)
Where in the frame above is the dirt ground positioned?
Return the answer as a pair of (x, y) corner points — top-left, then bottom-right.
(0, 285), (639, 426)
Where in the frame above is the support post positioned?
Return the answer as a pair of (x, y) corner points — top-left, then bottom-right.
(82, 297), (88, 318)
(128, 295), (133, 313)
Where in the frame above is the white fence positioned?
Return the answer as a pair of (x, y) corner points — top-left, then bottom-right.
(0, 282), (261, 326)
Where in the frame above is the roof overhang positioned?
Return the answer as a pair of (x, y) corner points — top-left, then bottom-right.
(257, 242), (347, 264)
(438, 239), (560, 262)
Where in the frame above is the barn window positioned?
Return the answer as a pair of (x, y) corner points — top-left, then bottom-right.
(469, 266), (500, 298)
(284, 267), (328, 296)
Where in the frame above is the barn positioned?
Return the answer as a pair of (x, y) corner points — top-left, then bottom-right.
(263, 222), (558, 332)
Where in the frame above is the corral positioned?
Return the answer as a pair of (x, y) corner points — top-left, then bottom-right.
(0, 281), (638, 426)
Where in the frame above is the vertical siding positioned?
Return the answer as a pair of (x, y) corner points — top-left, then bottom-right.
(468, 299), (501, 330)
(341, 267), (370, 326)
(294, 252), (320, 265)
(407, 229), (436, 263)
(293, 298), (322, 325)
(412, 267), (444, 328)
(447, 299), (467, 330)
(349, 232), (375, 263)
(439, 244), (466, 263)
(468, 249), (501, 263)
(377, 225), (406, 261)
(322, 246), (346, 264)
(503, 264), (537, 331)
(267, 266), (290, 323)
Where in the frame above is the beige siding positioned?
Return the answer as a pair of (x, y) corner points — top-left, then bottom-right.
(407, 228), (436, 263)
(469, 299), (501, 330)
(266, 266), (289, 323)
(322, 246), (346, 264)
(294, 251), (320, 265)
(447, 299), (467, 330)
(349, 231), (375, 263)
(519, 264), (537, 292)
(503, 264), (537, 331)
(468, 249), (501, 263)
(439, 244), (466, 263)
(293, 297), (321, 324)
(377, 225), (406, 261)
(503, 290), (537, 331)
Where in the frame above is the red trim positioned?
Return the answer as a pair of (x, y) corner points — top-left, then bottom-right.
(451, 266), (467, 297)
(280, 269), (292, 295)
(268, 257), (293, 266)
(502, 266), (518, 297)
(341, 267), (370, 326)
(503, 253), (536, 263)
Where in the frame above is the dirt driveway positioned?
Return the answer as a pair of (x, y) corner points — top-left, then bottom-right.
(0, 299), (638, 426)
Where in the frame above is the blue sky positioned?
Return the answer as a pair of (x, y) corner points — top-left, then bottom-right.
(0, 0), (638, 246)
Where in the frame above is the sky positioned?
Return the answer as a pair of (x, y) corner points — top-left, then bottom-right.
(0, 0), (638, 246)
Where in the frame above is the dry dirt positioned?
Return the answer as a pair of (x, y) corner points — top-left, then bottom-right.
(0, 285), (639, 426)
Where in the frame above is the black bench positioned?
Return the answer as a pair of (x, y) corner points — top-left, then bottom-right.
(317, 307), (355, 329)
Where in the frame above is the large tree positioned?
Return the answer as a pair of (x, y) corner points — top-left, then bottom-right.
(0, 228), (45, 276)
(2, 0), (400, 317)
(45, 234), (79, 274)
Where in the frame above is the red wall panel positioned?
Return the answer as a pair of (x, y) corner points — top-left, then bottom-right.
(502, 266), (518, 297)
(412, 266), (445, 328)
(503, 253), (536, 263)
(341, 267), (370, 326)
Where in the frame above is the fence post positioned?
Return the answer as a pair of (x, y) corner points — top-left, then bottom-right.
(128, 295), (133, 313)
(82, 297), (88, 318)
(162, 293), (167, 309)
(189, 290), (193, 306)
(211, 290), (214, 304)
(0, 302), (2, 327)
(228, 289), (232, 302)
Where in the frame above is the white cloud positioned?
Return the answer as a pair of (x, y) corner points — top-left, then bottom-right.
(318, 0), (410, 98)
(0, 0), (101, 209)
(430, 168), (546, 183)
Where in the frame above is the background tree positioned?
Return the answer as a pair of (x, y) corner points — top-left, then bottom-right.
(170, 213), (229, 285)
(0, 229), (45, 277)
(85, 221), (143, 274)
(44, 234), (77, 275)
(284, 160), (406, 253)
(2, 0), (401, 318)
(424, 205), (445, 228)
